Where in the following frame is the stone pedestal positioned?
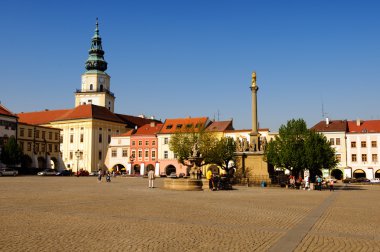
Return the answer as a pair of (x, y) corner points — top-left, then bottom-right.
(235, 152), (271, 185)
(163, 178), (203, 191)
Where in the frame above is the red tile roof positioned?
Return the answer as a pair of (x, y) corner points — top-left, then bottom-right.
(18, 109), (71, 125)
(53, 104), (124, 123)
(311, 120), (348, 132)
(205, 121), (234, 132)
(158, 117), (209, 134)
(133, 123), (163, 135)
(348, 120), (380, 133)
(115, 114), (161, 128)
(0, 104), (17, 118)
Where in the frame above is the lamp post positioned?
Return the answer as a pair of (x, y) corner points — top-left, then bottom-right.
(75, 149), (81, 176)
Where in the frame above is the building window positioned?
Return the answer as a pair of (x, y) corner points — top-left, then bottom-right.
(90, 84), (93, 90)
(138, 150), (142, 161)
(372, 141), (377, 148)
(42, 131), (46, 140)
(329, 138), (334, 145)
(20, 128), (24, 137)
(372, 154), (378, 162)
(99, 151), (102, 160)
(41, 144), (45, 152)
(132, 141), (136, 146)
(54, 144), (58, 152)
(164, 151), (168, 159)
(20, 141), (24, 151)
(351, 154), (357, 162)
(70, 134), (74, 143)
(152, 150), (156, 160)
(99, 134), (102, 143)
(28, 129), (32, 137)
(361, 141), (366, 148)
(164, 138), (169, 144)
(48, 132), (52, 140)
(55, 133), (58, 140)
(80, 134), (84, 143)
(145, 149), (149, 158)
(35, 143), (39, 152)
(35, 130), (40, 139)
(152, 140), (156, 146)
(60, 134), (63, 143)
(362, 154), (367, 162)
(111, 149), (117, 157)
(336, 154), (341, 162)
(351, 142), (356, 148)
(145, 140), (149, 146)
(27, 142), (31, 151)
(122, 149), (128, 157)
(48, 144), (52, 152)
(70, 152), (73, 160)
(336, 138), (340, 145)
(108, 135), (111, 144)
(131, 150), (136, 159)
(138, 140), (142, 146)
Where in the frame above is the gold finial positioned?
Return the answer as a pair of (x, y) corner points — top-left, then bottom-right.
(251, 71), (256, 87)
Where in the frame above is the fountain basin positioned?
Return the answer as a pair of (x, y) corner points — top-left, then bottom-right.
(163, 178), (203, 191)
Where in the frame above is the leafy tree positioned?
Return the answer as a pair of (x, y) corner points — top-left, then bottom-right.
(169, 129), (236, 176)
(304, 130), (337, 173)
(264, 119), (336, 177)
(0, 136), (22, 166)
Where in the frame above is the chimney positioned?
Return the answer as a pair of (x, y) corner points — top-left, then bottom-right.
(356, 119), (361, 126)
(325, 117), (329, 125)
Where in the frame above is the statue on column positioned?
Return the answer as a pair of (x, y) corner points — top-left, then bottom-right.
(252, 71), (257, 87)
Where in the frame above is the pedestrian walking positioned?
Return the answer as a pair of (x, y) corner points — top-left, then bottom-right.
(148, 169), (155, 188)
(98, 169), (103, 182)
(106, 171), (111, 182)
(329, 179), (334, 191)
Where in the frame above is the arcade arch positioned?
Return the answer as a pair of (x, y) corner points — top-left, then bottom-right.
(165, 165), (176, 175)
(353, 169), (366, 178)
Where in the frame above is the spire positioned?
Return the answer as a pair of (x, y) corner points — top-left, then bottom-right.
(85, 18), (108, 72)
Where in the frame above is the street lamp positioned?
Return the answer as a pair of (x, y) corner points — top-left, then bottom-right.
(75, 149), (81, 176)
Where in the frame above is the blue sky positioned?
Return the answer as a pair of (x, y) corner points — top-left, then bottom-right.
(1, 0), (380, 131)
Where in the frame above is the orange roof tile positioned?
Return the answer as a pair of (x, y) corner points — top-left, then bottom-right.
(348, 120), (380, 133)
(133, 123), (163, 136)
(18, 109), (71, 125)
(53, 104), (124, 123)
(158, 117), (209, 134)
(0, 104), (17, 118)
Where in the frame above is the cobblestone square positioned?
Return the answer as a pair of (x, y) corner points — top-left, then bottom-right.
(0, 177), (379, 251)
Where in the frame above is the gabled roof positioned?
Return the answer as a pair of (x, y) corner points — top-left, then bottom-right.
(53, 104), (124, 123)
(348, 120), (380, 133)
(133, 123), (163, 136)
(205, 120), (234, 132)
(158, 117), (209, 134)
(0, 104), (18, 118)
(18, 109), (71, 125)
(311, 120), (348, 132)
(115, 114), (161, 128)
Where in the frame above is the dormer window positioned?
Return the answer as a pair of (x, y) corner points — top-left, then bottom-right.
(176, 124), (183, 129)
(166, 125), (173, 129)
(186, 124), (193, 128)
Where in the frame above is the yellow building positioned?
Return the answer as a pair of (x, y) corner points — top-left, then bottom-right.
(17, 122), (61, 169)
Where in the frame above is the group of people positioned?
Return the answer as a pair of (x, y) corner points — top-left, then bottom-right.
(206, 170), (230, 191)
(288, 175), (334, 191)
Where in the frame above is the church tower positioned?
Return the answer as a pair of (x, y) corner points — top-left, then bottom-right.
(75, 18), (115, 112)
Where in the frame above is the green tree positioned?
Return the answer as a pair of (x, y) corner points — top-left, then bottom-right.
(0, 136), (22, 166)
(203, 136), (236, 175)
(264, 119), (336, 177)
(304, 130), (338, 173)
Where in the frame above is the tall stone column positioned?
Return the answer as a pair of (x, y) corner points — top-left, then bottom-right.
(250, 71), (259, 151)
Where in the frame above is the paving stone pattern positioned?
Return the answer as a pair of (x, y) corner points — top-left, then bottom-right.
(0, 177), (379, 251)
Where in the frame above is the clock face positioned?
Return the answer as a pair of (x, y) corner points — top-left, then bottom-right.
(99, 77), (104, 83)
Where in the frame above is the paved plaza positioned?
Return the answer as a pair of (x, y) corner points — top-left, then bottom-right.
(0, 177), (379, 252)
